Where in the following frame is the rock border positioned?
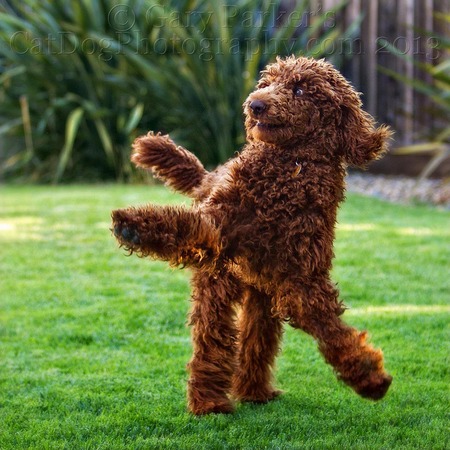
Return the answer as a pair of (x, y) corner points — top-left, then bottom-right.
(346, 173), (450, 209)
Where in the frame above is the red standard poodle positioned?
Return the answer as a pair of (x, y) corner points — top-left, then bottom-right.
(112, 56), (393, 415)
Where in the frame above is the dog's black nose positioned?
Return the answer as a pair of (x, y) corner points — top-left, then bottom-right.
(249, 99), (267, 116)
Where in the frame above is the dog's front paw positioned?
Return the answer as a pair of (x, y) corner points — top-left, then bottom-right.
(113, 223), (141, 245)
(131, 132), (175, 169)
(111, 209), (143, 251)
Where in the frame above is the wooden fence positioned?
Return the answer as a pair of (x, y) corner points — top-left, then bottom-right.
(294, 0), (448, 146)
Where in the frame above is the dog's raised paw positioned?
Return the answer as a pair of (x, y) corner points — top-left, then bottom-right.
(122, 227), (141, 244)
(113, 223), (141, 246)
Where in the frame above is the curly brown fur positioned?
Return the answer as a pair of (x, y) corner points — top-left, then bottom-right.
(132, 132), (208, 195)
(112, 56), (393, 415)
(232, 287), (284, 403)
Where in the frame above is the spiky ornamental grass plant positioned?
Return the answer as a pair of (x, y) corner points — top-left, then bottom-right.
(0, 0), (351, 182)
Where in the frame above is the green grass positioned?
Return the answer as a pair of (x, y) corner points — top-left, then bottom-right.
(0, 185), (449, 449)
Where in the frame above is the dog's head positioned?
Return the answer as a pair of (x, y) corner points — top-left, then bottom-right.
(244, 56), (391, 167)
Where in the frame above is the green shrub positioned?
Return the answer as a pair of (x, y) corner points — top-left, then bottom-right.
(0, 0), (352, 182)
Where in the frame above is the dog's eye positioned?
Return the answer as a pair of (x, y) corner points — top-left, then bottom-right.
(293, 86), (303, 97)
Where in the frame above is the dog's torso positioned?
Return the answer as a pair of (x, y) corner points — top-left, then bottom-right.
(199, 143), (346, 286)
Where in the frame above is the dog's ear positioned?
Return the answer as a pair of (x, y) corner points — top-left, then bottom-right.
(338, 101), (392, 168)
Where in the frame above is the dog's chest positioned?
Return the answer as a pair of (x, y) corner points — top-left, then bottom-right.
(236, 158), (311, 218)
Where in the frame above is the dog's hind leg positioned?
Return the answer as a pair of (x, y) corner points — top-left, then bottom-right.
(111, 205), (220, 267)
(132, 132), (208, 196)
(232, 287), (283, 403)
(187, 270), (242, 415)
(285, 279), (392, 401)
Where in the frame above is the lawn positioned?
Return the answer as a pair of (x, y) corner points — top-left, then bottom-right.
(0, 184), (449, 450)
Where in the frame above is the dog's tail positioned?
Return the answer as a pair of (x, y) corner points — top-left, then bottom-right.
(132, 132), (208, 196)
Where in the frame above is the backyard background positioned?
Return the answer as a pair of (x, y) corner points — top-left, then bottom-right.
(0, 0), (449, 181)
(0, 1), (449, 449)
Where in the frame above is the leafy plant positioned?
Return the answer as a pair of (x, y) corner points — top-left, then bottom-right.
(378, 12), (450, 180)
(0, 0), (352, 182)
(0, 1), (151, 182)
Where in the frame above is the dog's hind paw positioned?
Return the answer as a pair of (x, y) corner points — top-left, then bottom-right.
(234, 388), (283, 404)
(357, 373), (393, 401)
(188, 398), (235, 415)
